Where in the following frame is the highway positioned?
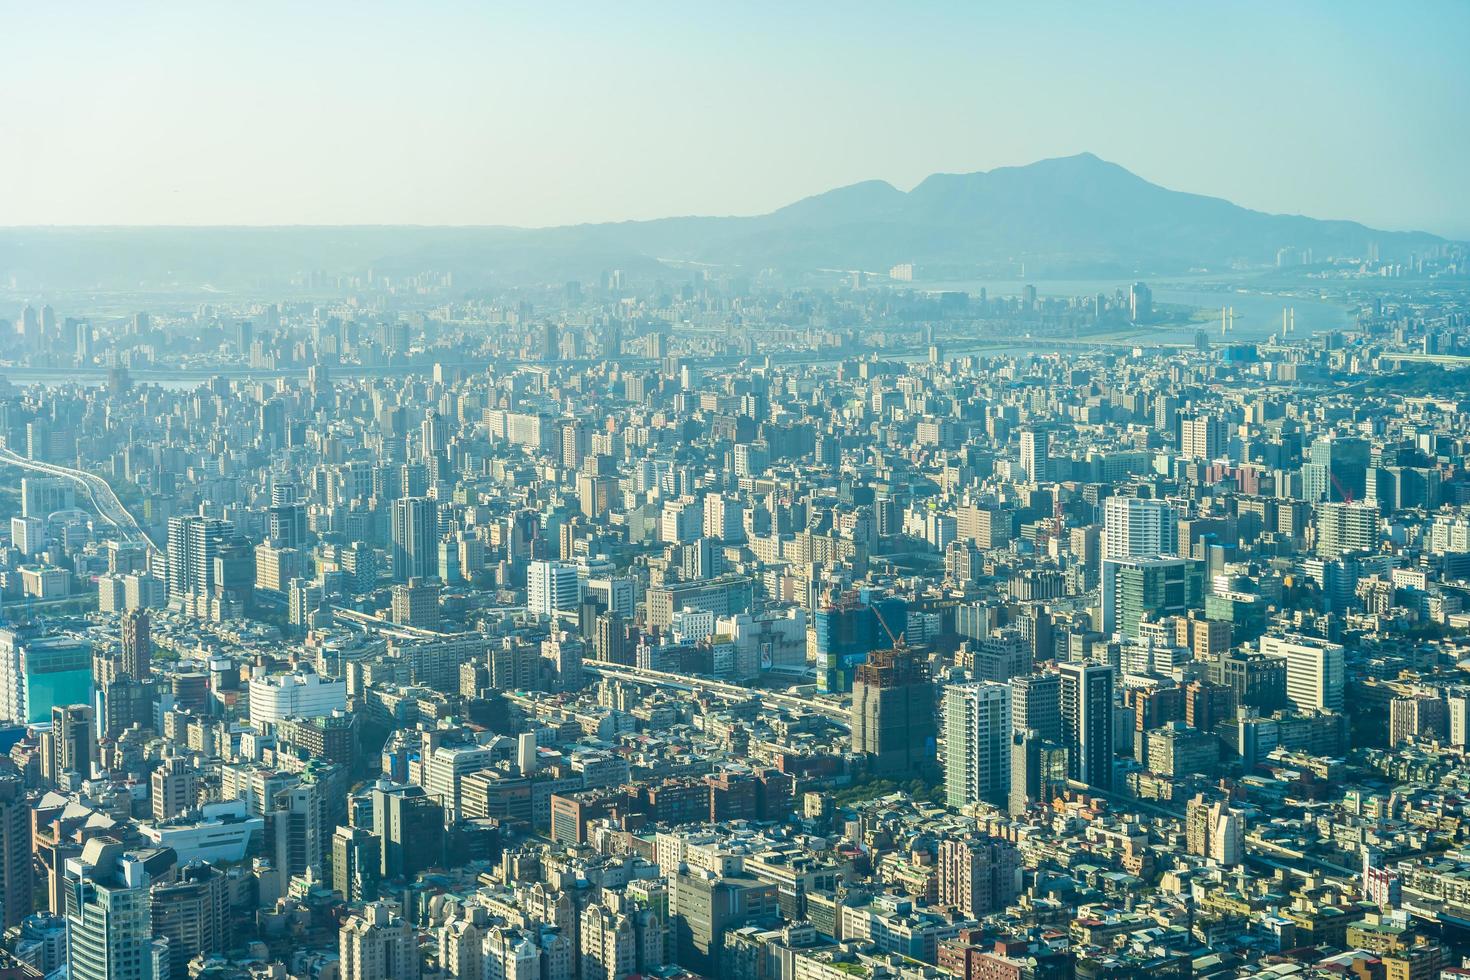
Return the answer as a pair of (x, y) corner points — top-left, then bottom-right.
(581, 660), (851, 725)
(0, 448), (162, 557)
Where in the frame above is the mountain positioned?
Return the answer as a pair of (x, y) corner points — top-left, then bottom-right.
(0, 154), (1446, 290)
(581, 152), (1444, 276)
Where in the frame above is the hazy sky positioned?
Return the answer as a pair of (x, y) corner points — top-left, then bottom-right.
(4, 2), (1469, 236)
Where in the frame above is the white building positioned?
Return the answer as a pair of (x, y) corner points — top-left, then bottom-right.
(942, 681), (1011, 809)
(1260, 633), (1345, 713)
(528, 560), (580, 618)
(247, 672), (347, 726)
(1102, 496), (1179, 560)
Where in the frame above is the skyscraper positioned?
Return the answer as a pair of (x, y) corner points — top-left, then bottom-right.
(119, 609), (151, 681)
(64, 839), (156, 980)
(942, 681), (1012, 808)
(1102, 496), (1180, 560)
(0, 774), (33, 929)
(390, 497), (438, 582)
(167, 515), (232, 604)
(1101, 556), (1202, 638)
(1059, 662), (1115, 790)
(49, 704), (94, 780)
(1010, 673), (1061, 743)
(1019, 428), (1049, 483)
(1302, 433), (1370, 504)
(850, 647), (936, 776)
(1260, 634), (1346, 713)
(1180, 414), (1227, 460)
(1314, 501), (1377, 559)
(1009, 728), (1069, 816)
(528, 560), (581, 619)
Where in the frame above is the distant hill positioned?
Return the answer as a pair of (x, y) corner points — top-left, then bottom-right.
(0, 154), (1446, 290)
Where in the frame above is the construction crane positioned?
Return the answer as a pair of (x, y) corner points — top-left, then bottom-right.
(871, 599), (907, 650)
(1329, 471), (1356, 504)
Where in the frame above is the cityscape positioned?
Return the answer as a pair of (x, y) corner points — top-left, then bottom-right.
(4, 5), (1470, 980)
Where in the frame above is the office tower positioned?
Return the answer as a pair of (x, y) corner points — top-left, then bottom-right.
(671, 867), (778, 977)
(1212, 650), (1288, 713)
(594, 611), (630, 665)
(341, 901), (420, 980)
(151, 862), (230, 978)
(975, 628), (1032, 683)
(19, 477), (74, 518)
(850, 647), (936, 776)
(267, 781), (329, 879)
(1260, 634), (1346, 713)
(166, 515), (232, 603)
(390, 496), (438, 582)
(942, 681), (1012, 808)
(1019, 428), (1048, 483)
(936, 835), (1021, 918)
(1059, 662), (1115, 790)
(332, 825), (380, 904)
(50, 704), (94, 780)
(1128, 281), (1152, 321)
(119, 610), (151, 681)
(1180, 414), (1226, 460)
(1102, 496), (1179, 559)
(528, 560), (580, 619)
(1008, 728), (1068, 816)
(1100, 556), (1202, 638)
(581, 903), (637, 980)
(1302, 433), (1370, 503)
(1010, 673), (1061, 743)
(1, 774), (33, 929)
(1314, 501), (1377, 558)
(0, 629), (93, 725)
(63, 839), (155, 980)
(266, 500), (308, 550)
(371, 782), (445, 880)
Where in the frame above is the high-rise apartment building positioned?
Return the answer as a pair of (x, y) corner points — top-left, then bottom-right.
(341, 901), (420, 980)
(0, 774), (32, 929)
(1314, 501), (1377, 559)
(936, 835), (1022, 918)
(119, 609), (151, 681)
(942, 681), (1012, 809)
(167, 515), (232, 603)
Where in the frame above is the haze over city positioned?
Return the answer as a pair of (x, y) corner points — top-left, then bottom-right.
(3, 7), (1470, 980)
(4, 2), (1469, 236)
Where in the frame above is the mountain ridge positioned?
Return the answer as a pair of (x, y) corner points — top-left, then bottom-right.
(0, 154), (1448, 288)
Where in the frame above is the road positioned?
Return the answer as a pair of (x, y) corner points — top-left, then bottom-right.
(581, 660), (851, 725)
(0, 448), (162, 556)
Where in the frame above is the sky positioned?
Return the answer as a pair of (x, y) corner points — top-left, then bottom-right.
(3, 2), (1469, 237)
